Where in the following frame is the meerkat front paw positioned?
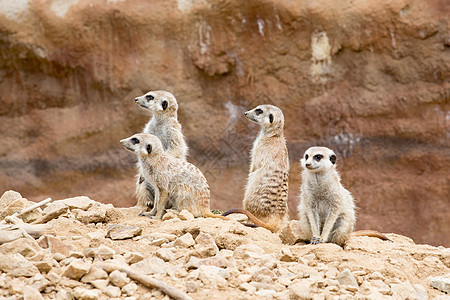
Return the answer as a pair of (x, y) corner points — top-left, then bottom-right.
(310, 237), (324, 244)
(139, 210), (157, 218)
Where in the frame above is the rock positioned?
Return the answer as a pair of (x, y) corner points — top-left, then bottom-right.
(186, 256), (202, 269)
(413, 284), (428, 300)
(86, 231), (106, 240)
(198, 265), (229, 289)
(46, 271), (61, 284)
(186, 281), (198, 293)
(97, 245), (115, 260)
(23, 285), (44, 300)
(130, 257), (167, 275)
(106, 224), (142, 240)
(233, 244), (265, 259)
(173, 233), (195, 248)
(32, 260), (53, 273)
(226, 213), (249, 223)
(156, 248), (179, 262)
(279, 220), (304, 245)
(289, 280), (315, 299)
(81, 266), (108, 283)
(104, 285), (121, 297)
(122, 282), (138, 296)
(91, 279), (109, 291)
(0, 190), (42, 222)
(69, 251), (84, 258)
(61, 259), (91, 280)
(109, 270), (130, 288)
(337, 269), (358, 287)
(161, 209), (180, 220)
(38, 235), (76, 256)
(124, 252), (144, 264)
(0, 238), (41, 257)
(0, 253), (39, 277)
(37, 202), (68, 223)
(57, 197), (94, 211)
(279, 247), (296, 262)
(73, 287), (101, 300)
(178, 210), (194, 220)
(256, 289), (276, 298)
(391, 281), (417, 299)
(193, 232), (219, 258)
(75, 206), (107, 224)
(430, 275), (450, 294)
(56, 289), (74, 300)
(239, 282), (257, 294)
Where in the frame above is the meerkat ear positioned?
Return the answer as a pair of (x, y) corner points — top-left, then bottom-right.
(162, 100), (168, 110)
(146, 144), (152, 154)
(269, 114), (274, 123)
(330, 154), (337, 164)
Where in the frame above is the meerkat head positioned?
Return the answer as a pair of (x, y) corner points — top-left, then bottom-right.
(134, 90), (178, 116)
(244, 104), (284, 134)
(120, 133), (164, 159)
(301, 146), (337, 173)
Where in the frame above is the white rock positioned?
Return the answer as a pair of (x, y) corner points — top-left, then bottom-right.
(193, 232), (219, 258)
(81, 266), (108, 283)
(198, 265), (229, 288)
(174, 233), (195, 248)
(430, 275), (450, 294)
(23, 285), (44, 300)
(0, 253), (39, 277)
(156, 248), (179, 262)
(178, 210), (194, 220)
(413, 284), (428, 300)
(124, 252), (144, 264)
(391, 281), (417, 299)
(97, 245), (115, 260)
(130, 257), (167, 275)
(109, 269), (130, 287)
(58, 196), (94, 210)
(239, 282), (257, 294)
(56, 289), (73, 300)
(337, 269), (358, 287)
(73, 287), (101, 300)
(61, 259), (91, 280)
(289, 280), (315, 298)
(233, 244), (265, 259)
(186, 281), (198, 293)
(279, 247), (296, 262)
(104, 285), (121, 297)
(256, 289), (276, 298)
(122, 282), (138, 296)
(91, 279), (109, 291)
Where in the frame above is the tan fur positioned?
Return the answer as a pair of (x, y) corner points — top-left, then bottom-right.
(297, 147), (389, 247)
(223, 105), (290, 232)
(134, 90), (188, 212)
(121, 133), (226, 220)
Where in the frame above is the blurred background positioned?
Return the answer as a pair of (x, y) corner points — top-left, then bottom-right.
(0, 0), (448, 246)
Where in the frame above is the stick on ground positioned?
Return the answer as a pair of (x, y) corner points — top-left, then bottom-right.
(97, 262), (193, 300)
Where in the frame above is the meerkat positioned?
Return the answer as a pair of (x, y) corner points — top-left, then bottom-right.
(297, 146), (390, 247)
(134, 90), (188, 213)
(121, 133), (228, 220)
(222, 105), (290, 232)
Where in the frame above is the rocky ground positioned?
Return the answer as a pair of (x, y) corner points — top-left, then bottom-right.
(0, 190), (449, 300)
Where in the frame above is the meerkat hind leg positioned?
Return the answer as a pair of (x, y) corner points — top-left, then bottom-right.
(140, 184), (160, 218)
(319, 210), (340, 243)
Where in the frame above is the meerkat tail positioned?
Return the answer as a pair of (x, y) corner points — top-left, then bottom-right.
(202, 210), (230, 221)
(221, 208), (277, 232)
(352, 230), (391, 241)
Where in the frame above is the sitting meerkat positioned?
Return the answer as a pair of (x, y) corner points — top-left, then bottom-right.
(134, 90), (188, 213)
(121, 133), (227, 220)
(297, 146), (390, 247)
(222, 104), (290, 232)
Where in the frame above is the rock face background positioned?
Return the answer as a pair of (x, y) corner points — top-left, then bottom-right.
(0, 0), (448, 246)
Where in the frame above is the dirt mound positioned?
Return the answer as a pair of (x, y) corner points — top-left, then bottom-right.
(0, 191), (449, 299)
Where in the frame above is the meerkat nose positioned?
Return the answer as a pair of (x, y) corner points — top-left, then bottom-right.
(306, 163), (311, 167)
(244, 112), (248, 116)
(134, 98), (139, 102)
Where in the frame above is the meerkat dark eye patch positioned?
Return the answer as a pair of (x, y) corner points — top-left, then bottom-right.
(146, 95), (154, 101)
(146, 144), (152, 154)
(313, 154), (323, 162)
(305, 154), (309, 160)
(162, 100), (168, 110)
(131, 138), (140, 145)
(255, 108), (263, 115)
(330, 154), (337, 164)
(269, 114), (274, 123)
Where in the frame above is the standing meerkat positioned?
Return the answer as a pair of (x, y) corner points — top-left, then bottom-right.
(121, 133), (228, 220)
(134, 90), (188, 213)
(297, 146), (390, 247)
(222, 104), (290, 232)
